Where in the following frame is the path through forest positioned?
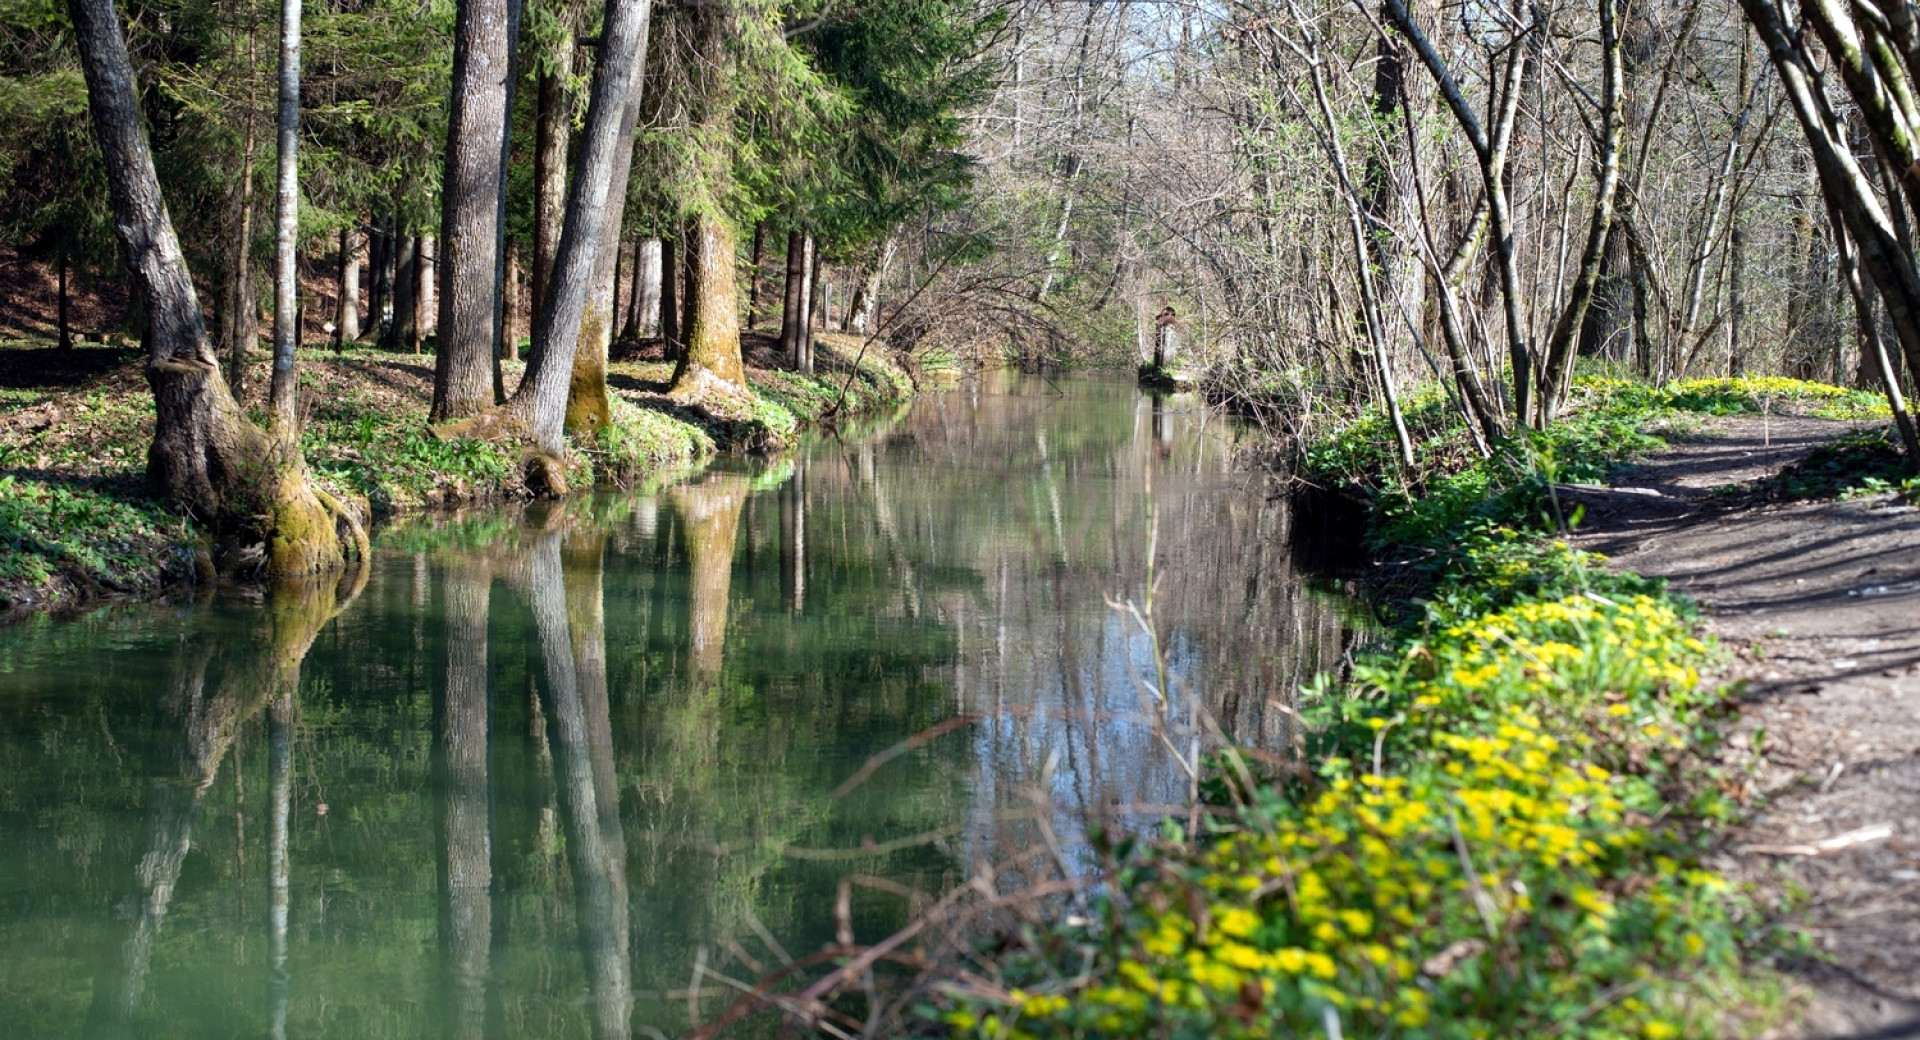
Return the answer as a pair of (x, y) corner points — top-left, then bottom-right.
(1570, 416), (1920, 1038)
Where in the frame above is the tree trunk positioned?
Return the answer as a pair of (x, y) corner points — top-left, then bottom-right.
(502, 238), (522, 362)
(365, 214), (390, 340)
(386, 229), (417, 351)
(669, 212), (747, 392)
(268, 0), (301, 432)
(67, 0), (351, 573)
(619, 236), (644, 340)
(1537, 0), (1623, 420)
(418, 234), (436, 340)
(1728, 224), (1746, 375)
(611, 239), (628, 337)
(1580, 224), (1632, 359)
(532, 26), (575, 323)
(497, 0), (654, 458)
(809, 243), (825, 332)
(1741, 0), (1920, 463)
(747, 221), (765, 330)
(1385, 0), (1534, 426)
(490, 0), (523, 402)
(336, 226), (359, 347)
(634, 238), (661, 337)
(680, 227), (695, 348)
(432, 0), (514, 422)
(849, 238), (892, 333)
(562, 58), (651, 436)
(660, 233), (679, 355)
(224, 119), (258, 391)
(57, 243), (73, 350)
(409, 234), (427, 353)
(780, 230), (812, 373)
(1297, 34), (1415, 465)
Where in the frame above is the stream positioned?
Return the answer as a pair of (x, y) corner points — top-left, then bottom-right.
(0, 370), (1362, 1038)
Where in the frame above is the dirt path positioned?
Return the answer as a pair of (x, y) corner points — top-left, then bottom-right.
(1570, 416), (1920, 1038)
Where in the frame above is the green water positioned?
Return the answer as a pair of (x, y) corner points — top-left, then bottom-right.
(0, 371), (1358, 1038)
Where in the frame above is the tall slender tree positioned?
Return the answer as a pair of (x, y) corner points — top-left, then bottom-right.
(268, 0), (302, 430)
(433, 0), (517, 420)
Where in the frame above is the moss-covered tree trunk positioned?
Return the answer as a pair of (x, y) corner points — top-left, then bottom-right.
(669, 212), (747, 392)
(664, 0), (747, 395)
(69, 0), (352, 576)
(563, 71), (648, 437)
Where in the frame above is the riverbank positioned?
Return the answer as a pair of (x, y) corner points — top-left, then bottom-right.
(0, 332), (913, 613)
(930, 376), (1893, 1038)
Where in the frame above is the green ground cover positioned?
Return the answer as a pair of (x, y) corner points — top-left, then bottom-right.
(936, 376), (1868, 1039)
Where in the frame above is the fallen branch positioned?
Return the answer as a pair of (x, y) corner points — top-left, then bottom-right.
(1739, 823), (1894, 857)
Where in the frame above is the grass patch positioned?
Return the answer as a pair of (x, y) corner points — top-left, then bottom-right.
(0, 474), (193, 606)
(1772, 425), (1920, 504)
(588, 400), (715, 490)
(748, 336), (916, 423)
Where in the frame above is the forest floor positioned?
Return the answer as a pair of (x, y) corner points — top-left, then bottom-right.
(1571, 415), (1920, 1038)
(0, 330), (913, 615)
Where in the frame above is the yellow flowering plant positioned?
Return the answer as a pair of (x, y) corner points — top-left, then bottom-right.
(931, 378), (1806, 1040)
(939, 594), (1755, 1039)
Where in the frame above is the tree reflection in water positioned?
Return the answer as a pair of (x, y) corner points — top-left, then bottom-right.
(0, 374), (1363, 1040)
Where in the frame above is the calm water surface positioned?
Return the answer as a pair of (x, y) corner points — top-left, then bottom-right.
(0, 372), (1360, 1038)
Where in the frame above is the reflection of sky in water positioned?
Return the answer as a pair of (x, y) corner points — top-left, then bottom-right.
(813, 373), (1359, 869)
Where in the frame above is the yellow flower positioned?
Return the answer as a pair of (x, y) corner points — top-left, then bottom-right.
(1215, 906), (1260, 939)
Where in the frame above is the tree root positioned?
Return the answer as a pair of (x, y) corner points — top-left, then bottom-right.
(311, 484), (371, 562)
